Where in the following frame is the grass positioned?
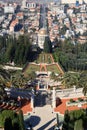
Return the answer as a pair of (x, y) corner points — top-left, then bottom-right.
(47, 64), (60, 73)
(24, 63), (60, 75)
(25, 64), (40, 74)
(23, 53), (63, 75)
(36, 53), (53, 64)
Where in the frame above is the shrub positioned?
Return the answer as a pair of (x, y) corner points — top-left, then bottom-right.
(0, 110), (19, 128)
(78, 98), (83, 102)
(63, 109), (87, 130)
(69, 99), (75, 103)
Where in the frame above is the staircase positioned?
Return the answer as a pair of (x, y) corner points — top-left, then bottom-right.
(30, 105), (56, 130)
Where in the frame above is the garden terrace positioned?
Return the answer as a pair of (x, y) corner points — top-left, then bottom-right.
(0, 98), (32, 114)
(23, 63), (40, 75)
(47, 64), (63, 74)
(54, 97), (87, 115)
(66, 98), (87, 107)
(23, 53), (64, 75)
(35, 53), (54, 64)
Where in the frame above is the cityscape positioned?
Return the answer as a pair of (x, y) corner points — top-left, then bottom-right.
(0, 0), (87, 130)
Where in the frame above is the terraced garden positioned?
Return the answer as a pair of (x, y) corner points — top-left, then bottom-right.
(35, 53), (54, 64)
(23, 53), (64, 75)
(24, 64), (40, 74)
(46, 64), (60, 74)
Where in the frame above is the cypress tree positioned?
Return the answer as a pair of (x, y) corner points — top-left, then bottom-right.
(4, 117), (13, 130)
(44, 37), (52, 53)
(62, 110), (70, 130)
(19, 110), (25, 130)
(74, 119), (83, 130)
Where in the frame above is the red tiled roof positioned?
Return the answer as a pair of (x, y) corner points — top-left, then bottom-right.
(17, 12), (24, 17)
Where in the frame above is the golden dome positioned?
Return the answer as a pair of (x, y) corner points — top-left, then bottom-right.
(39, 28), (47, 35)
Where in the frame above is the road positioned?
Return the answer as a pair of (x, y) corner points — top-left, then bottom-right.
(40, 4), (47, 28)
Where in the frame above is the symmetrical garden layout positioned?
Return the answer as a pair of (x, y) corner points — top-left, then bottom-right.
(23, 53), (64, 75)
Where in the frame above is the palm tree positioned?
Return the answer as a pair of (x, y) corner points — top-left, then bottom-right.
(28, 71), (36, 81)
(10, 73), (28, 88)
(0, 67), (10, 100)
(0, 67), (10, 84)
(50, 72), (62, 82)
(61, 72), (80, 88)
(79, 71), (87, 96)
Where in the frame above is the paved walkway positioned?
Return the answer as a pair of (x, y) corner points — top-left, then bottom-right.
(30, 105), (56, 130)
(29, 91), (57, 130)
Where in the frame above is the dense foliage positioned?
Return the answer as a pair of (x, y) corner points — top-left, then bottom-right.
(0, 35), (39, 65)
(44, 37), (52, 53)
(0, 110), (18, 129)
(53, 39), (87, 71)
(62, 109), (87, 130)
(19, 110), (25, 130)
(0, 110), (25, 130)
(0, 67), (10, 100)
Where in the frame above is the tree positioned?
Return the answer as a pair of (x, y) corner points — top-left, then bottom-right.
(12, 118), (20, 130)
(56, 113), (59, 125)
(18, 110), (25, 130)
(0, 110), (18, 127)
(0, 67), (10, 100)
(61, 72), (80, 88)
(62, 110), (70, 130)
(27, 71), (36, 81)
(74, 119), (83, 130)
(4, 36), (15, 63)
(11, 72), (28, 88)
(4, 117), (13, 130)
(44, 37), (52, 53)
(50, 72), (56, 80)
(79, 71), (87, 96)
(3, 34), (34, 65)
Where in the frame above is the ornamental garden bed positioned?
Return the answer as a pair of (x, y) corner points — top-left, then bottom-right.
(66, 98), (87, 107)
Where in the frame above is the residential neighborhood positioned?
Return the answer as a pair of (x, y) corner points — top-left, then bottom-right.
(0, 0), (86, 45)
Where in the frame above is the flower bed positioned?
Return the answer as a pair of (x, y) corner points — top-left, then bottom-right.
(66, 98), (87, 107)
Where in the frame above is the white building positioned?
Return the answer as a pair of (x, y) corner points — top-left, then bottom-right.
(38, 28), (48, 49)
(21, 0), (27, 9)
(26, 2), (36, 9)
(21, 0), (36, 10)
(61, 0), (87, 4)
(4, 6), (14, 14)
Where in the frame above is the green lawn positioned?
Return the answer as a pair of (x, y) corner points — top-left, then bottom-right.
(23, 53), (63, 75)
(25, 64), (40, 74)
(36, 53), (53, 64)
(47, 64), (60, 74)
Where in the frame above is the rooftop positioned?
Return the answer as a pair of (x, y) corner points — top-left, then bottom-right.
(39, 28), (48, 35)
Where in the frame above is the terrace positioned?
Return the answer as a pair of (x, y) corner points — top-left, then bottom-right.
(54, 97), (87, 115)
(23, 53), (64, 76)
(0, 97), (32, 115)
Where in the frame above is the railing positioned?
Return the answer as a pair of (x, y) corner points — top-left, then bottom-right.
(56, 88), (83, 93)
